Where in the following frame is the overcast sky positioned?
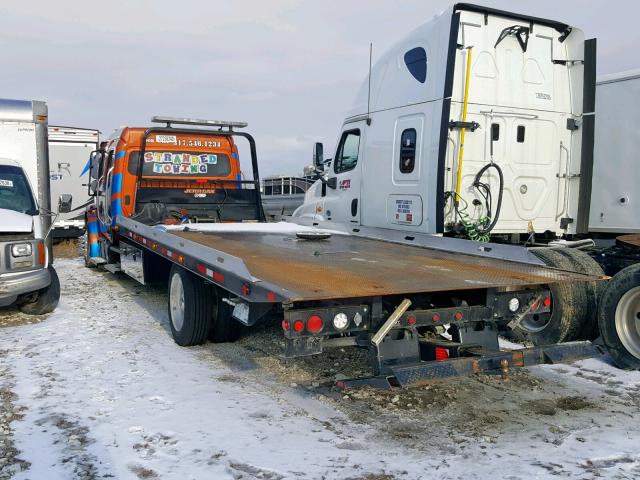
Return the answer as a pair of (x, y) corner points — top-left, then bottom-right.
(0, 1), (637, 176)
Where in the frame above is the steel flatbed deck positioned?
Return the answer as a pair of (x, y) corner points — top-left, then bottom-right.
(117, 217), (597, 305)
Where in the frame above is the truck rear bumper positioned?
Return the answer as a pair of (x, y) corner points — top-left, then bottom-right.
(0, 268), (51, 301)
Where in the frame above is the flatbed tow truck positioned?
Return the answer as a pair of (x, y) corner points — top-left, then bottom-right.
(86, 116), (604, 388)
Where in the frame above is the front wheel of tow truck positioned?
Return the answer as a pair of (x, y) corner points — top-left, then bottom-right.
(19, 266), (61, 315)
(506, 248), (587, 345)
(597, 264), (640, 370)
(168, 264), (212, 346)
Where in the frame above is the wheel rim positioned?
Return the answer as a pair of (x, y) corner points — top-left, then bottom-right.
(520, 312), (551, 333)
(519, 293), (553, 333)
(169, 273), (185, 332)
(614, 286), (640, 359)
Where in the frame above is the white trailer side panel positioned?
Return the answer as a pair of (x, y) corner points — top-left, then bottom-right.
(589, 70), (640, 233)
(48, 126), (99, 233)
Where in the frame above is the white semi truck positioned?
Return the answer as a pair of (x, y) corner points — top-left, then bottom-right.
(0, 99), (72, 314)
(292, 4), (640, 370)
(48, 126), (99, 238)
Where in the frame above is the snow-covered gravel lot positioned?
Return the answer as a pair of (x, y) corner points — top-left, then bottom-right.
(0, 257), (639, 479)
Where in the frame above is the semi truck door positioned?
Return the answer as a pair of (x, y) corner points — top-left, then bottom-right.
(323, 125), (364, 224)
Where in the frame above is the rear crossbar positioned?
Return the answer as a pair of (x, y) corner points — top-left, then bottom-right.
(337, 341), (604, 389)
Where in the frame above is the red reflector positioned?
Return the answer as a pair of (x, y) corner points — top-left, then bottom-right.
(293, 320), (304, 332)
(281, 320), (290, 331)
(307, 315), (323, 333)
(407, 315), (417, 326)
(241, 283), (251, 296)
(543, 296), (552, 308)
(454, 311), (463, 321)
(435, 347), (449, 361)
(266, 291), (276, 302)
(212, 271), (225, 283)
(196, 179), (208, 183)
(431, 313), (441, 323)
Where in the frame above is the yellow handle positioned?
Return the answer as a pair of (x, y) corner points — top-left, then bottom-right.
(455, 47), (473, 203)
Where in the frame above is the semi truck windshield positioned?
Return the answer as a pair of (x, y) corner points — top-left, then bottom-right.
(0, 165), (38, 215)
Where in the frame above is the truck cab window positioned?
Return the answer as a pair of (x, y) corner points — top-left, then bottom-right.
(399, 128), (417, 173)
(334, 130), (360, 174)
(404, 47), (427, 83)
(0, 165), (38, 215)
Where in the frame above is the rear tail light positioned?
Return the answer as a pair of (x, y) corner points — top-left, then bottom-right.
(306, 315), (323, 333)
(435, 347), (449, 361)
(454, 311), (463, 321)
(543, 296), (552, 308)
(293, 320), (304, 332)
(281, 320), (290, 331)
(407, 315), (417, 326)
(431, 313), (441, 323)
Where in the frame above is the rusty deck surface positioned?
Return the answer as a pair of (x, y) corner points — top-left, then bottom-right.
(618, 234), (640, 249)
(174, 231), (598, 301)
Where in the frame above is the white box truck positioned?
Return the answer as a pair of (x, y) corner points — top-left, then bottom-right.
(48, 125), (99, 238)
(0, 99), (72, 314)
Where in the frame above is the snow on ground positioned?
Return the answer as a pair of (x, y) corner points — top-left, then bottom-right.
(0, 258), (638, 480)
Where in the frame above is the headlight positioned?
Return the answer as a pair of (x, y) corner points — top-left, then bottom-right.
(332, 312), (349, 330)
(11, 243), (32, 257)
(508, 297), (520, 313)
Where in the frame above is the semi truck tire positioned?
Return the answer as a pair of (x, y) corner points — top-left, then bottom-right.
(597, 264), (640, 370)
(209, 287), (241, 343)
(506, 248), (586, 345)
(19, 266), (61, 315)
(556, 248), (605, 339)
(168, 264), (212, 346)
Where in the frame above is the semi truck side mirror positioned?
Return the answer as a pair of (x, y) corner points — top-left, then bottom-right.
(313, 142), (324, 170)
(58, 194), (73, 213)
(326, 177), (337, 189)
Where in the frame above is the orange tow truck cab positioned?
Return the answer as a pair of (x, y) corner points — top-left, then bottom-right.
(85, 117), (264, 261)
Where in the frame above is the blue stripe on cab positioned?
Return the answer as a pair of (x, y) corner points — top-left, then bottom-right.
(111, 173), (123, 193)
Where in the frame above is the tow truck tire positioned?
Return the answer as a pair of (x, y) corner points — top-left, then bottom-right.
(209, 288), (241, 343)
(507, 248), (586, 345)
(19, 266), (61, 315)
(168, 265), (211, 346)
(597, 264), (640, 370)
(555, 248), (604, 339)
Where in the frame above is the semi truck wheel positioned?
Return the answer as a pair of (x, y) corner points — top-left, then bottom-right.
(597, 264), (640, 370)
(507, 248), (586, 345)
(209, 287), (241, 343)
(168, 264), (212, 346)
(19, 266), (61, 315)
(556, 248), (605, 339)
